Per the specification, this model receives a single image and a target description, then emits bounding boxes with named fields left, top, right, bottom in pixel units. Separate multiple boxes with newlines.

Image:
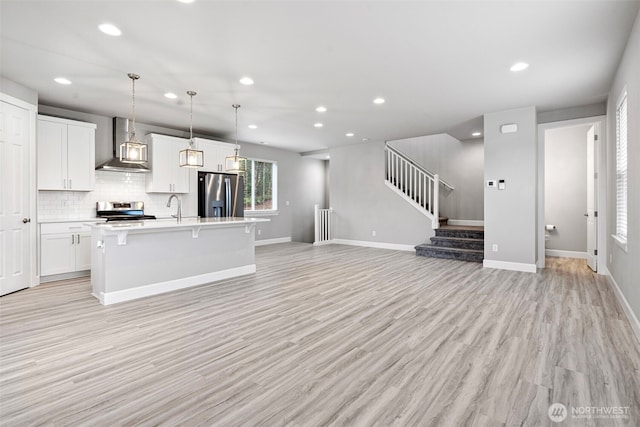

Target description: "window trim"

left=614, top=87, right=628, bottom=247
left=243, top=158, right=278, bottom=213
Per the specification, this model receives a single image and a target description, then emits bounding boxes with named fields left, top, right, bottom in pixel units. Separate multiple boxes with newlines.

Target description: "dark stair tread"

left=430, top=236, right=483, bottom=243
left=415, top=244, right=483, bottom=254
left=437, top=225, right=484, bottom=231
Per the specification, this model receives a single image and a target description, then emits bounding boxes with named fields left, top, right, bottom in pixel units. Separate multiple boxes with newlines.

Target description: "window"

left=615, top=90, right=628, bottom=244
left=244, top=159, right=277, bottom=212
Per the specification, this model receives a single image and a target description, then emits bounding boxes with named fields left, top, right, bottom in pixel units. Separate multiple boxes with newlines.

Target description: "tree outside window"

left=244, top=159, right=277, bottom=211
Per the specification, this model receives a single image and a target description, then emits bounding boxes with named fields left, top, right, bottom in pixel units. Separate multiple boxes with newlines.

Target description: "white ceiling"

left=1, top=0, right=638, bottom=152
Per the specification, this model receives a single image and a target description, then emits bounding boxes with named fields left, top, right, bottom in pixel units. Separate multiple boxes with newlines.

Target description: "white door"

left=586, top=125, right=597, bottom=272
left=0, top=100, right=31, bottom=296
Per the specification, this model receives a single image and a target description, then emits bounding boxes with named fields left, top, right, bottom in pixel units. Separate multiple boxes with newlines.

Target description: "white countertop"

left=86, top=216, right=269, bottom=232
left=39, top=218, right=107, bottom=224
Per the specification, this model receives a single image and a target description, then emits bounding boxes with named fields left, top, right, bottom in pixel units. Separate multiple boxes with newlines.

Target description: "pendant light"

left=179, top=90, right=204, bottom=168
left=119, top=73, right=148, bottom=164
left=225, top=104, right=247, bottom=173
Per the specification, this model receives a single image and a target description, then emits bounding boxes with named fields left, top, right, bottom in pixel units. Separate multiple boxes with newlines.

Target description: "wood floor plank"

left=1, top=243, right=639, bottom=426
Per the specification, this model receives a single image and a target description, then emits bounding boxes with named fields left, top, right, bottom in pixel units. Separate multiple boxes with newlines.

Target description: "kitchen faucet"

left=167, top=194, right=182, bottom=223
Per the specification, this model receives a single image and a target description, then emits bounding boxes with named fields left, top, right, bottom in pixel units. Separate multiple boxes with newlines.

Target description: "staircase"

left=415, top=223, right=484, bottom=263
left=385, top=143, right=483, bottom=263
left=384, top=144, right=454, bottom=229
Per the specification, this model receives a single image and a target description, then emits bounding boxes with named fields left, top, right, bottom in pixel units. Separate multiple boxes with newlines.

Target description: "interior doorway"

left=0, top=94, right=37, bottom=296
left=537, top=116, right=607, bottom=272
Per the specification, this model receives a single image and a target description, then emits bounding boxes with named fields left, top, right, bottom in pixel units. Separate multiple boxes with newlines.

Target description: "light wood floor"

left=1, top=243, right=639, bottom=426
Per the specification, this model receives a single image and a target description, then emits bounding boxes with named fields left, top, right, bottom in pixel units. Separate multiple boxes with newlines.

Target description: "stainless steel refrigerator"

left=198, top=172, right=244, bottom=218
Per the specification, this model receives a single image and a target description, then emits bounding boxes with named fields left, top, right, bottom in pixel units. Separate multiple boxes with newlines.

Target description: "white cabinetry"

left=194, top=138, right=236, bottom=172
left=145, top=134, right=190, bottom=193
left=40, top=222, right=93, bottom=276
left=37, top=115, right=96, bottom=191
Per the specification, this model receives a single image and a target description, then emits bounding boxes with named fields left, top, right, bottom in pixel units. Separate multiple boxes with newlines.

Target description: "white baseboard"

left=545, top=249, right=588, bottom=259
left=255, top=237, right=291, bottom=246
left=483, top=259, right=537, bottom=273
left=97, top=265, right=256, bottom=305
left=332, top=238, right=415, bottom=252
left=313, top=240, right=333, bottom=246
left=607, top=273, right=640, bottom=345
left=447, top=219, right=484, bottom=227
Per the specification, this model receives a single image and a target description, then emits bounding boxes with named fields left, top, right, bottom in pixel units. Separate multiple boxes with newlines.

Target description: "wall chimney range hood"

left=95, top=117, right=150, bottom=173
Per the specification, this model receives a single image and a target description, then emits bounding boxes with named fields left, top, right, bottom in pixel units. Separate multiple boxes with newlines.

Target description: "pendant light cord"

left=128, top=73, right=140, bottom=142
left=233, top=104, right=241, bottom=156
left=187, top=91, right=197, bottom=148
left=189, top=93, right=194, bottom=147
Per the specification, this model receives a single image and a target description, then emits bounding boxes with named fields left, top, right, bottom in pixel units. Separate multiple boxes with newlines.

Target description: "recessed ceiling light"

left=98, top=23, right=122, bottom=36
left=510, top=62, right=529, bottom=72
left=346, top=133, right=354, bottom=137
left=373, top=98, right=385, bottom=104
left=362, top=138, right=369, bottom=142
left=472, top=132, right=482, bottom=137
left=248, top=124, right=258, bottom=129
left=177, top=0, right=195, bottom=3
left=239, top=77, right=254, bottom=85
left=164, top=92, right=178, bottom=99
left=314, top=123, right=323, bottom=128
left=54, top=77, right=72, bottom=85
left=316, top=106, right=327, bottom=113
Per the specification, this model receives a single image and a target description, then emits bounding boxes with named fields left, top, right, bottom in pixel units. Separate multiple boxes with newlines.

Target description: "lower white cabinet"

left=40, top=223, right=92, bottom=276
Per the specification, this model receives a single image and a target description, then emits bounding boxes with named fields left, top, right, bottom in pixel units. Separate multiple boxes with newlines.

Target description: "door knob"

left=22, top=218, right=31, bottom=223
left=584, top=213, right=589, bottom=217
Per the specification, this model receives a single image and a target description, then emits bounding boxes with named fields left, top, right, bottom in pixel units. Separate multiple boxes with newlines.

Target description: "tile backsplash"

left=38, top=171, right=190, bottom=220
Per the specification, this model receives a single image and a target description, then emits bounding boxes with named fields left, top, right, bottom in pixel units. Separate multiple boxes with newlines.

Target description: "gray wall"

left=241, top=143, right=326, bottom=243
left=330, top=141, right=433, bottom=246
left=544, top=125, right=590, bottom=252
left=484, top=106, right=538, bottom=266
left=607, top=10, right=640, bottom=322
left=389, top=133, right=484, bottom=220
left=37, top=104, right=326, bottom=244
left=1, top=76, right=38, bottom=105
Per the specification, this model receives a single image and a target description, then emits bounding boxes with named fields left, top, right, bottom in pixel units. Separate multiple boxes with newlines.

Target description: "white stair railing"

left=314, top=204, right=333, bottom=245
left=384, top=144, right=454, bottom=229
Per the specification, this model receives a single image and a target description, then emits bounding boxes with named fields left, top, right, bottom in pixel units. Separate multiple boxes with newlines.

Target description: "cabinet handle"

left=77, top=234, right=80, bottom=243
left=72, top=234, right=75, bottom=244
left=69, top=179, right=72, bottom=189
left=63, top=179, right=66, bottom=189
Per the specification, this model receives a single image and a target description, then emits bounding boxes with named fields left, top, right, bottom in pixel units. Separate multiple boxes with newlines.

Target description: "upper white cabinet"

left=37, top=115, right=96, bottom=191
left=145, top=134, right=190, bottom=193
left=194, top=138, right=237, bottom=173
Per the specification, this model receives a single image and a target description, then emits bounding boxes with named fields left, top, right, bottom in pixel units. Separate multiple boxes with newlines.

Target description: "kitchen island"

left=87, top=217, right=269, bottom=305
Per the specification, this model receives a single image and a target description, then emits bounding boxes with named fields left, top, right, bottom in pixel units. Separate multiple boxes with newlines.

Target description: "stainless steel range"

left=96, top=201, right=156, bottom=222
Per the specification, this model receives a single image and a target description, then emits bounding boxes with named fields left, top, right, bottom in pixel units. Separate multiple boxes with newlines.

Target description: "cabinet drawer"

left=41, top=222, right=93, bottom=234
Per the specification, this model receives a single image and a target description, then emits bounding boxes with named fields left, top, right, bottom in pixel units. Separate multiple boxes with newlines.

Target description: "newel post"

left=314, top=204, right=320, bottom=243
left=433, top=174, right=440, bottom=229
